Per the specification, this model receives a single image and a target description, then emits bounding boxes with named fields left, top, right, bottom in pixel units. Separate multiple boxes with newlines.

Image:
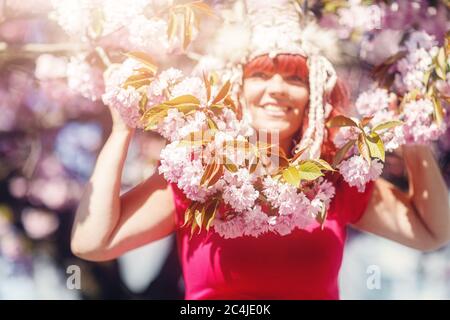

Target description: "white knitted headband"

left=201, top=0, right=340, bottom=159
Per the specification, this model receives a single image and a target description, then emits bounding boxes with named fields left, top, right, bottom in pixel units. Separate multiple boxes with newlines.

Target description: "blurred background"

left=0, top=0, right=450, bottom=299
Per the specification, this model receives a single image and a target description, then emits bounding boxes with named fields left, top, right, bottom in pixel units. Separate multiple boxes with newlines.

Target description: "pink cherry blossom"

left=338, top=155, right=383, bottom=192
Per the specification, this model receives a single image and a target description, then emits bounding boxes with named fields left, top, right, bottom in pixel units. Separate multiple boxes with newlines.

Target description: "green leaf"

left=204, top=199, right=219, bottom=231
left=209, top=104, right=224, bottom=117
left=200, top=163, right=215, bottom=186
left=315, top=202, right=328, bottom=230
left=298, top=161, right=324, bottom=181
left=178, top=128, right=215, bottom=146
left=332, top=139, right=356, bottom=167
left=409, top=88, right=421, bottom=101
left=167, top=12, right=177, bottom=41
left=182, top=205, right=193, bottom=228
left=211, top=80, right=231, bottom=104
left=291, top=146, right=308, bottom=164
left=223, top=96, right=237, bottom=113
left=174, top=104, right=200, bottom=115
left=423, top=69, right=432, bottom=88
left=203, top=72, right=211, bottom=102
left=360, top=116, right=374, bottom=128
left=326, top=115, right=358, bottom=128
left=309, top=159, right=336, bottom=172
left=133, top=67, right=155, bottom=77
left=209, top=164, right=223, bottom=187
left=194, top=205, right=205, bottom=233
left=366, top=132, right=385, bottom=162
left=181, top=130, right=214, bottom=143
left=183, top=7, right=194, bottom=50
left=90, top=8, right=104, bottom=38
left=372, top=120, right=403, bottom=132
left=167, top=103, right=199, bottom=115
left=183, top=202, right=202, bottom=229
left=190, top=211, right=199, bottom=239
left=223, top=139, right=252, bottom=151
left=123, top=74, right=152, bottom=89
left=177, top=140, right=205, bottom=147
left=165, top=95, right=200, bottom=106
left=139, top=94, right=148, bottom=113
left=190, top=1, right=216, bottom=17
left=143, top=109, right=168, bottom=130
left=358, top=134, right=371, bottom=163
left=207, top=118, right=218, bottom=130
left=437, top=47, right=447, bottom=72
left=432, top=96, right=444, bottom=126
left=323, top=0, right=347, bottom=13
left=436, top=65, right=447, bottom=81
left=248, top=156, right=259, bottom=174
left=200, top=163, right=223, bottom=187
left=282, top=166, right=301, bottom=187
left=142, top=104, right=168, bottom=117
left=124, top=52, right=157, bottom=74
left=223, top=158, right=238, bottom=172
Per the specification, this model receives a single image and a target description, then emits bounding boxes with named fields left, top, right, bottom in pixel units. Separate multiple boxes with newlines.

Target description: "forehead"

left=243, top=54, right=309, bottom=78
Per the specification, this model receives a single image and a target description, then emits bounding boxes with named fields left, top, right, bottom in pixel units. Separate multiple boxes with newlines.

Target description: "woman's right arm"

left=71, top=107, right=176, bottom=261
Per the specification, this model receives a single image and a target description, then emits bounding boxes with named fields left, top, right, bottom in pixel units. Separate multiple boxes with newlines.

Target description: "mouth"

left=258, top=103, right=294, bottom=117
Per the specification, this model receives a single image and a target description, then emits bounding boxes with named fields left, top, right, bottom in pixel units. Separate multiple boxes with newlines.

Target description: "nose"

left=266, top=74, right=288, bottom=99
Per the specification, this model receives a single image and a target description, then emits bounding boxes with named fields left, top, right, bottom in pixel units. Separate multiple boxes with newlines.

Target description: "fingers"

left=107, top=106, right=134, bottom=133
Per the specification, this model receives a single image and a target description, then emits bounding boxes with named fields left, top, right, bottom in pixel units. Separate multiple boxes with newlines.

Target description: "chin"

left=252, top=119, right=298, bottom=140
left=249, top=105, right=301, bottom=132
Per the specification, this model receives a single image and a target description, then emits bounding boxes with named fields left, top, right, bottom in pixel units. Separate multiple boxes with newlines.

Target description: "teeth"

left=262, top=105, right=291, bottom=112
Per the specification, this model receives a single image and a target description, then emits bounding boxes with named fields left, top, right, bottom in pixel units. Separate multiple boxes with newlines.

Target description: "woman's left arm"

left=352, top=145, right=450, bottom=252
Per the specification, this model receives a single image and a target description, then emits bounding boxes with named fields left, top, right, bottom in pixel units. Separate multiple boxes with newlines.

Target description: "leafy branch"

left=327, top=115, right=403, bottom=166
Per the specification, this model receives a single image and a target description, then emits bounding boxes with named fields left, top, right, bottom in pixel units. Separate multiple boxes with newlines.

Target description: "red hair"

left=243, top=54, right=350, bottom=164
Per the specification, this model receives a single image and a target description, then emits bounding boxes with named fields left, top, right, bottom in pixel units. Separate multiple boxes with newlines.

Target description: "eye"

left=286, top=75, right=306, bottom=83
left=250, top=72, right=270, bottom=79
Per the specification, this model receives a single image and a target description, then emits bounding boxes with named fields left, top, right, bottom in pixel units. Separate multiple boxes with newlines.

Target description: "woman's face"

left=242, top=60, right=309, bottom=142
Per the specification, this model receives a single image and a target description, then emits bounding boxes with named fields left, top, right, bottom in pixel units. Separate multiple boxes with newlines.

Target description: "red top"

left=170, top=177, right=375, bottom=300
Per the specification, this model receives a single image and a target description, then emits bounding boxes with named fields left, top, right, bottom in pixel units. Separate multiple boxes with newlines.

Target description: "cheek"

left=286, top=87, right=309, bottom=127
left=242, top=80, right=264, bottom=104
left=289, top=86, right=309, bottom=110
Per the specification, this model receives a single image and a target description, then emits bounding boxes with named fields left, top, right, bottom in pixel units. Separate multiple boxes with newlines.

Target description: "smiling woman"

left=242, top=54, right=348, bottom=161
left=243, top=54, right=310, bottom=144
left=70, top=0, right=450, bottom=300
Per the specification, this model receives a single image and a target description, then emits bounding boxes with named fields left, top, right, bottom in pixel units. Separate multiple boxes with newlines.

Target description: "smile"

left=259, top=104, right=293, bottom=117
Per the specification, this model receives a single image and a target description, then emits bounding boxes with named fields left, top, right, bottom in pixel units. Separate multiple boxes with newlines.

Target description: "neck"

left=279, top=138, right=294, bottom=157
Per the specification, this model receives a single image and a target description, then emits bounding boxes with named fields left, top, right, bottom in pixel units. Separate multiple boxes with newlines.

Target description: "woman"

left=70, top=1, right=450, bottom=299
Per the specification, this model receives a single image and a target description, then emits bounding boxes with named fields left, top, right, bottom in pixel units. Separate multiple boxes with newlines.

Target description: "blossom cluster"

left=332, top=82, right=448, bottom=191
left=401, top=98, right=446, bottom=144
left=50, top=0, right=165, bottom=45
left=42, top=1, right=449, bottom=239
left=393, top=31, right=439, bottom=95
left=354, top=88, right=405, bottom=150
left=101, top=58, right=145, bottom=127
left=336, top=0, right=384, bottom=38
left=333, top=83, right=446, bottom=190
left=45, top=0, right=212, bottom=102
left=102, top=56, right=337, bottom=238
